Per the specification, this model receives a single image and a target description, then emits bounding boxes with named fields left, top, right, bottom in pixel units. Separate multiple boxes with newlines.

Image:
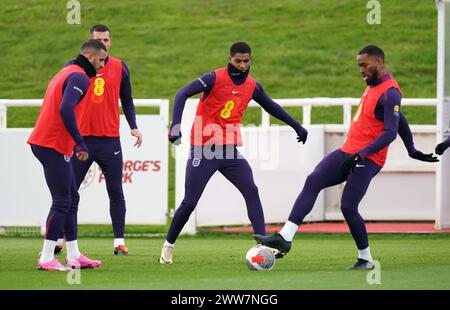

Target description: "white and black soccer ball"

left=245, top=244, right=275, bottom=271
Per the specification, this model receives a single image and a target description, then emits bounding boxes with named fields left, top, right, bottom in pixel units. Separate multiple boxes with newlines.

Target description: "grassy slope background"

left=0, top=1, right=437, bottom=116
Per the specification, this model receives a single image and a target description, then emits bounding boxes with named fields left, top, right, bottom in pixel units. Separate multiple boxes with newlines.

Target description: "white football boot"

left=159, top=245, right=173, bottom=264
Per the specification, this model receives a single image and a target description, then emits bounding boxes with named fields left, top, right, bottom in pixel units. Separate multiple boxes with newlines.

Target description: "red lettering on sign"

left=123, top=172, right=133, bottom=183
left=119, top=160, right=161, bottom=173
left=142, top=160, right=150, bottom=172
left=133, top=161, right=142, bottom=171
left=153, top=161, right=161, bottom=172
left=123, top=161, right=133, bottom=171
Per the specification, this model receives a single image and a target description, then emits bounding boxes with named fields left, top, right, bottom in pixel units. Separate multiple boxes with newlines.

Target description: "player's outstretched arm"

left=252, top=82, right=308, bottom=144
left=398, top=112, right=438, bottom=162
left=169, top=72, right=215, bottom=145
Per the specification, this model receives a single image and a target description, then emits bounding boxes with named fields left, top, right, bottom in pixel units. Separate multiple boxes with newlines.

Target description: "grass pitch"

left=1, top=233, right=449, bottom=290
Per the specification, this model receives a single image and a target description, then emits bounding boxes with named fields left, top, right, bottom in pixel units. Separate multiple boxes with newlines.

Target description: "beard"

left=362, top=71, right=378, bottom=85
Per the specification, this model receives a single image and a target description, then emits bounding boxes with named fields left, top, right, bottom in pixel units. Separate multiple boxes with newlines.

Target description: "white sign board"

left=0, top=115, right=168, bottom=226
left=0, top=129, right=50, bottom=226
left=77, top=115, right=167, bottom=224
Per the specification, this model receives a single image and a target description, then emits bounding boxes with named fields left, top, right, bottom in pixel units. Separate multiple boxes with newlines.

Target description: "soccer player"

left=254, top=45, right=438, bottom=270
left=159, top=41, right=308, bottom=264
left=56, top=24, right=143, bottom=256
left=28, top=39, right=106, bottom=271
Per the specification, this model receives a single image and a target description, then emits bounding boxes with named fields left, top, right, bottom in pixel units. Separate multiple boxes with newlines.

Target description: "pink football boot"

left=38, top=259, right=71, bottom=271
left=66, top=255, right=102, bottom=269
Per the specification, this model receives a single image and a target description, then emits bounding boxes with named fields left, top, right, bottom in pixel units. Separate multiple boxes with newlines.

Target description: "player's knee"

left=304, top=173, right=322, bottom=190
left=51, top=197, right=71, bottom=212
left=180, top=200, right=196, bottom=210
left=341, top=203, right=358, bottom=215
left=71, top=192, right=80, bottom=205
left=52, top=194, right=71, bottom=204
left=107, top=185, right=125, bottom=201
left=243, top=184, right=259, bottom=198
left=176, top=200, right=196, bottom=213
left=181, top=187, right=202, bottom=207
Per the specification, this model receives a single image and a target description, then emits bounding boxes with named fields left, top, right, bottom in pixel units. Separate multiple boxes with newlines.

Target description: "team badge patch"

left=393, top=104, right=400, bottom=117
left=192, top=158, right=201, bottom=167
left=64, top=155, right=71, bottom=162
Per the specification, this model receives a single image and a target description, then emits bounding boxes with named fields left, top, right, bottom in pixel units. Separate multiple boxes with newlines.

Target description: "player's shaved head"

left=359, top=45, right=384, bottom=62
left=230, top=42, right=251, bottom=56
left=79, top=39, right=108, bottom=72
left=80, top=39, right=107, bottom=55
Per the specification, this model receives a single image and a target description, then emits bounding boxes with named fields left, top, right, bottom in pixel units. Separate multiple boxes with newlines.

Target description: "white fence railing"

left=1, top=97, right=436, bottom=129
left=0, top=99, right=170, bottom=129
left=247, top=98, right=437, bottom=128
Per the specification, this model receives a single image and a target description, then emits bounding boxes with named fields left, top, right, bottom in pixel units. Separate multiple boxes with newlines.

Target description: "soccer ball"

left=245, top=244, right=275, bottom=271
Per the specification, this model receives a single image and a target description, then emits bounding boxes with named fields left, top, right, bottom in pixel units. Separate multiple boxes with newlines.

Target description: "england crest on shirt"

left=192, top=158, right=201, bottom=167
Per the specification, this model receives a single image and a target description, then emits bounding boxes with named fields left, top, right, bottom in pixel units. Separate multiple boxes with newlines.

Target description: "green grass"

left=76, top=224, right=171, bottom=236
left=1, top=233, right=449, bottom=289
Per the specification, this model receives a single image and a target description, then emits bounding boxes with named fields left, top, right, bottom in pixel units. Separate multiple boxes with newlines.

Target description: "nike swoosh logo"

left=356, top=164, right=365, bottom=168
left=114, top=151, right=121, bottom=155
left=232, top=90, right=239, bottom=94
left=96, top=73, right=104, bottom=77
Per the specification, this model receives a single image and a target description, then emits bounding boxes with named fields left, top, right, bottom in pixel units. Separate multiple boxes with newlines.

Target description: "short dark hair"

left=230, top=41, right=251, bottom=56
left=358, top=45, right=384, bottom=61
left=90, top=24, right=111, bottom=36
left=80, top=39, right=107, bottom=53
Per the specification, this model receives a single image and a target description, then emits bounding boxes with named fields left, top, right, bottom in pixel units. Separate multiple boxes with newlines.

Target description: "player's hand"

left=75, top=142, right=89, bottom=161
left=168, top=123, right=182, bottom=145
left=435, top=141, right=450, bottom=155
left=131, top=129, right=143, bottom=148
left=409, top=150, right=439, bottom=162
left=76, top=151, right=89, bottom=161
left=296, top=126, right=308, bottom=144
left=340, top=153, right=361, bottom=175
